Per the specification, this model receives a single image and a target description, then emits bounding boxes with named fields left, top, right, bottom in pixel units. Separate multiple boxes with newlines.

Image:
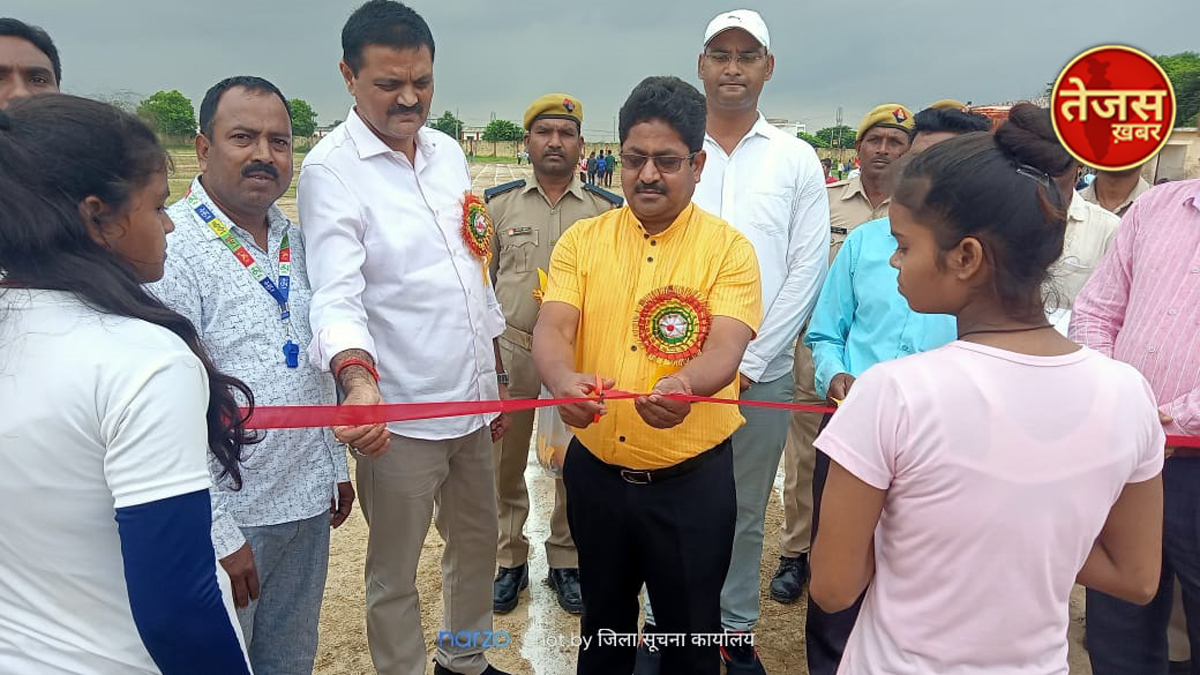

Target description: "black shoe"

left=720, top=632, right=767, bottom=675
left=492, top=563, right=528, bottom=614
left=769, top=554, right=808, bottom=604
left=433, top=662, right=512, bottom=675
left=634, top=623, right=661, bottom=675
left=546, top=567, right=583, bottom=614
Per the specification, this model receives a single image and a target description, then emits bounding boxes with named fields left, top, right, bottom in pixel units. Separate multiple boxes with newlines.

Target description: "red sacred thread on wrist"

left=335, top=357, right=379, bottom=383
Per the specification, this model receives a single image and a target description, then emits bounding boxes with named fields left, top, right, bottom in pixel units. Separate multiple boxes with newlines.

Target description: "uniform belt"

left=580, top=437, right=731, bottom=485
left=501, top=325, right=533, bottom=351
left=830, top=226, right=848, bottom=235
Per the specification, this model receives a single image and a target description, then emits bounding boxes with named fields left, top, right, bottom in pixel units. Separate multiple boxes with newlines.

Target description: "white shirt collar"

left=344, top=106, right=437, bottom=163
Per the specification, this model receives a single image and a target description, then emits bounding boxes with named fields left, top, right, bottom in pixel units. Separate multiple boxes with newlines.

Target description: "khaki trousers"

left=779, top=339, right=821, bottom=558
left=357, top=428, right=497, bottom=675
left=494, top=337, right=576, bottom=569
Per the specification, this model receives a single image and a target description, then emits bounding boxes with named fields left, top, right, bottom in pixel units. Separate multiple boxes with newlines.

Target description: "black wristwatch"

left=496, top=371, right=510, bottom=386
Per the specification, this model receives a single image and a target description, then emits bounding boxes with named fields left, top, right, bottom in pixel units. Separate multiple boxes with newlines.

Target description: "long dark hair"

left=893, top=105, right=1071, bottom=319
left=0, top=94, right=253, bottom=488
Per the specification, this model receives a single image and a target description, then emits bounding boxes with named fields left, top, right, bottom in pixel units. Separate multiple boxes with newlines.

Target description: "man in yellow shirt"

left=533, top=75, right=762, bottom=675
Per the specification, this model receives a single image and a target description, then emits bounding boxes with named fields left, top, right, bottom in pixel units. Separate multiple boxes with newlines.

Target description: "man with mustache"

left=298, top=2, right=512, bottom=674
left=485, top=93, right=622, bottom=617
left=148, top=76, right=352, bottom=675
left=534, top=75, right=762, bottom=675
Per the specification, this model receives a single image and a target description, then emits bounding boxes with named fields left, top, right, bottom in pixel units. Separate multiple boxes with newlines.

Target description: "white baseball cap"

left=703, top=9, right=770, bottom=52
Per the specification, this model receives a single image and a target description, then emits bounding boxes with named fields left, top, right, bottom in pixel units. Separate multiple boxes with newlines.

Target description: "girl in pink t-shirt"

left=809, top=106, right=1165, bottom=675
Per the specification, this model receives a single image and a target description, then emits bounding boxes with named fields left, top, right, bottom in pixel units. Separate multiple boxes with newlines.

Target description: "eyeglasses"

left=619, top=152, right=697, bottom=174
left=703, top=51, right=766, bottom=66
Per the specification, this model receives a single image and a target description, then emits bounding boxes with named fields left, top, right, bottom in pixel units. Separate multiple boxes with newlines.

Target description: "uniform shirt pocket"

left=498, top=226, right=541, bottom=274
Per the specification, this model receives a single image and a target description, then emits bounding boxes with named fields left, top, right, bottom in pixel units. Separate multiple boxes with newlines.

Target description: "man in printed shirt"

left=1071, top=179, right=1200, bottom=675
left=534, top=76, right=762, bottom=675
left=149, top=76, right=352, bottom=675
left=297, top=3, right=511, bottom=675
left=637, top=10, right=828, bottom=675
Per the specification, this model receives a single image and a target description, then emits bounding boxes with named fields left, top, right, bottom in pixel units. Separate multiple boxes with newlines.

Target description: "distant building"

left=766, top=117, right=807, bottom=137
left=461, top=125, right=485, bottom=142
left=314, top=123, right=341, bottom=139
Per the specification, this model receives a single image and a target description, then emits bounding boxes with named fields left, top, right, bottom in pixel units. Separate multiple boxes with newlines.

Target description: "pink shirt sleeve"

left=1068, top=202, right=1141, bottom=357
left=813, top=365, right=909, bottom=490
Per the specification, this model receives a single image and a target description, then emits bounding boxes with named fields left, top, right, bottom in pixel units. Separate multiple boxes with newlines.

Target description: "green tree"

left=288, top=97, right=318, bottom=137
left=797, top=131, right=828, bottom=148
left=815, top=125, right=856, bottom=149
left=481, top=119, right=524, bottom=155
left=431, top=111, right=463, bottom=139
left=1156, top=51, right=1200, bottom=127
left=136, top=90, right=196, bottom=137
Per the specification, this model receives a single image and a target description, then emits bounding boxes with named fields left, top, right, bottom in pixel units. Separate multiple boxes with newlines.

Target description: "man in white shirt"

left=640, top=10, right=830, bottom=675
left=297, top=3, right=511, bottom=675
left=149, top=76, right=351, bottom=675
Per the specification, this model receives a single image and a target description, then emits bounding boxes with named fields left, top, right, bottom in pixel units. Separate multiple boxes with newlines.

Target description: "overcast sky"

left=9, top=0, right=1196, bottom=139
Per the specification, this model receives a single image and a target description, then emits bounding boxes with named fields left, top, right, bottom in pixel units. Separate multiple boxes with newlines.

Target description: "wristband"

left=335, top=357, right=379, bottom=384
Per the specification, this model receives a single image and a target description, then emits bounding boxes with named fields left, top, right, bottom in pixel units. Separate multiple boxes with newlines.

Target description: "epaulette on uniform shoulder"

left=583, top=183, right=624, bottom=207
left=484, top=179, right=526, bottom=203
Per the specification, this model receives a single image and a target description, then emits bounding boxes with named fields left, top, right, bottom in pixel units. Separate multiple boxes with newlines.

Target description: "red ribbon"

left=240, top=394, right=1199, bottom=449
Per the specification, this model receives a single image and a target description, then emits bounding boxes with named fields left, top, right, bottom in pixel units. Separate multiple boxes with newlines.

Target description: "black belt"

left=830, top=226, right=848, bottom=235
left=580, top=438, right=731, bottom=485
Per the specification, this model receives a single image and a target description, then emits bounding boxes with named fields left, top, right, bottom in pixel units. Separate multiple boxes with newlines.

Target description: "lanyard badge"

left=188, top=191, right=299, bottom=368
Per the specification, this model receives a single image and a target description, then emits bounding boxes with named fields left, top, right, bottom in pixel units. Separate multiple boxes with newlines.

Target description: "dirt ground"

left=312, top=447, right=1096, bottom=675
left=161, top=155, right=1099, bottom=674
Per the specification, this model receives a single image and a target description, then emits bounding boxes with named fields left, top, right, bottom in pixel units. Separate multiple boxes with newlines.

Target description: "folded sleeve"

left=297, top=163, right=378, bottom=370
left=806, top=231, right=859, bottom=398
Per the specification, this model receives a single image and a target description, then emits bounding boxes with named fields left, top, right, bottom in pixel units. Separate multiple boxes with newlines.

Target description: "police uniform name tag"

left=506, top=226, right=534, bottom=236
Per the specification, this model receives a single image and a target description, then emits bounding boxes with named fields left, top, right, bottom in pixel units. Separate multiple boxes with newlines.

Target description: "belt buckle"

left=620, top=469, right=652, bottom=485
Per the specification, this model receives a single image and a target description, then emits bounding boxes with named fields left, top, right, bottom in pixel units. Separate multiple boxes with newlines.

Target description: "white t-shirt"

left=0, top=289, right=245, bottom=674
left=816, top=341, right=1164, bottom=675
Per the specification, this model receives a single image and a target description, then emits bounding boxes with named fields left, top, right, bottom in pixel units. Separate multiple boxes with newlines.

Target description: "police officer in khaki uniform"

left=487, top=93, right=623, bottom=616
left=772, top=103, right=914, bottom=610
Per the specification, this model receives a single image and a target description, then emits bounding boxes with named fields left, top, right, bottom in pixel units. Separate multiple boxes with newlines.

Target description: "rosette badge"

left=461, top=192, right=494, bottom=284
left=634, top=286, right=712, bottom=365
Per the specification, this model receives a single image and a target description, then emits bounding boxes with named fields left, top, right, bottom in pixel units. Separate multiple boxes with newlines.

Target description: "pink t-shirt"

left=816, top=341, right=1164, bottom=675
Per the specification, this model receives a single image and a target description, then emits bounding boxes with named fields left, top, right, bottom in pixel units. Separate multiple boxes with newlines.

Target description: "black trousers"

left=806, top=414, right=866, bottom=675
left=1087, top=457, right=1200, bottom=674
left=563, top=437, right=736, bottom=675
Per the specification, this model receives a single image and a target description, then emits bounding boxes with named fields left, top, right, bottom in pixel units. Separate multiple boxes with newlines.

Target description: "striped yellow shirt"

left=544, top=203, right=762, bottom=469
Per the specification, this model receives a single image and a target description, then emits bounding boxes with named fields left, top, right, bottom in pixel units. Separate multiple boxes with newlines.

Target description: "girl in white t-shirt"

left=809, top=105, right=1165, bottom=675
left=0, top=95, right=254, bottom=674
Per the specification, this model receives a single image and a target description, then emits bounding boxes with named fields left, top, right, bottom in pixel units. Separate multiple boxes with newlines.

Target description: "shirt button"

left=901, top=345, right=911, bottom=352
left=1169, top=309, right=1178, bottom=315
left=650, top=240, right=657, bottom=246
left=644, top=233, right=650, bottom=240
left=1192, top=267, right=1200, bottom=274
left=630, top=345, right=638, bottom=351
left=1148, top=346, right=1157, bottom=353
left=647, top=257, right=654, bottom=263
left=619, top=436, right=626, bottom=442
